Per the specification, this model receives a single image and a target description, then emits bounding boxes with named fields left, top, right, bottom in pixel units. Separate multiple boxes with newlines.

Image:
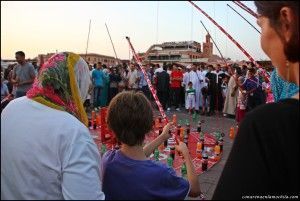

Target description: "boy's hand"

left=175, top=142, right=189, bottom=158
left=161, top=122, right=172, bottom=141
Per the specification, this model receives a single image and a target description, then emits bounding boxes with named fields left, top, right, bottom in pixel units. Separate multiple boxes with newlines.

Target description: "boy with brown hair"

left=102, top=91, right=201, bottom=199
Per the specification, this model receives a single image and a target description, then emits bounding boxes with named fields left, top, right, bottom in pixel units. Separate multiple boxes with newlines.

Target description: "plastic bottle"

left=168, top=138, right=176, bottom=160
left=186, top=119, right=190, bottom=135
left=197, top=121, right=202, bottom=133
left=164, top=130, right=170, bottom=147
left=172, top=114, right=177, bottom=125
left=219, top=137, right=224, bottom=152
left=167, top=155, right=173, bottom=167
left=200, top=132, right=205, bottom=151
left=196, top=142, right=202, bottom=159
left=181, top=163, right=187, bottom=178
left=154, top=148, right=159, bottom=161
left=229, top=126, right=235, bottom=139
left=180, top=127, right=185, bottom=141
left=183, top=132, right=188, bottom=147
left=214, top=144, right=221, bottom=161
left=202, top=152, right=208, bottom=171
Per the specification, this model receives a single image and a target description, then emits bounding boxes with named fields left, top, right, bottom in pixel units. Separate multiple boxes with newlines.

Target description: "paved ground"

left=156, top=109, right=236, bottom=200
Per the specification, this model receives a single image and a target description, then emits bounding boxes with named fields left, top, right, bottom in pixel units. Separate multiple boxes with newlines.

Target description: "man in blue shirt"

left=92, top=62, right=107, bottom=108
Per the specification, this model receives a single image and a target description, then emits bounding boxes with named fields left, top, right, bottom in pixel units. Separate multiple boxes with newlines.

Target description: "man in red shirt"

left=170, top=64, right=183, bottom=111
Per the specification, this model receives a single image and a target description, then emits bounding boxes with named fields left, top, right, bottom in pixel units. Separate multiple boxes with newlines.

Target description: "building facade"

left=137, top=34, right=215, bottom=65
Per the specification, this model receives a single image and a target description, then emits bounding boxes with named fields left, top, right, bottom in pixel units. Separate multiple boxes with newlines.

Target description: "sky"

left=1, top=1, right=269, bottom=61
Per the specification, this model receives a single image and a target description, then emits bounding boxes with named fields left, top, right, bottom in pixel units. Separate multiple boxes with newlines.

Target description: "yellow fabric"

left=67, top=53, right=88, bottom=126
left=33, top=97, right=64, bottom=111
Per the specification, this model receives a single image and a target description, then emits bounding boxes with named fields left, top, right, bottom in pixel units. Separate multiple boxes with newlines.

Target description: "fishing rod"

left=227, top=4, right=261, bottom=34
left=105, top=23, right=119, bottom=64
left=126, top=36, right=168, bottom=122
left=188, top=1, right=261, bottom=69
left=232, top=1, right=258, bottom=18
left=85, top=19, right=91, bottom=61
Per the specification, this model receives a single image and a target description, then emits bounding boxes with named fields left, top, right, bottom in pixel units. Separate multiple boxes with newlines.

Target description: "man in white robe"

left=187, top=64, right=202, bottom=111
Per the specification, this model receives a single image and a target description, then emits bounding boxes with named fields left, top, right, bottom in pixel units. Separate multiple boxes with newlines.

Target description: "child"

left=102, top=91, right=201, bottom=200
left=236, top=76, right=247, bottom=124
left=186, top=81, right=196, bottom=114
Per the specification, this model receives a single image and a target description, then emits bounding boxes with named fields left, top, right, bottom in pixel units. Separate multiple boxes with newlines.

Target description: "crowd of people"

left=83, top=60, right=276, bottom=126
left=0, top=53, right=292, bottom=126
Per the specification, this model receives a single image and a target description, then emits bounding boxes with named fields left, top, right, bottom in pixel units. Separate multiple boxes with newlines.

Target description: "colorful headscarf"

left=27, top=52, right=91, bottom=126
left=270, top=68, right=299, bottom=102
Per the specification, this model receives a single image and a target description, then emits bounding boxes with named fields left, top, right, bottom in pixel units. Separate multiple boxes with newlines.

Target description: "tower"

left=202, top=34, right=213, bottom=58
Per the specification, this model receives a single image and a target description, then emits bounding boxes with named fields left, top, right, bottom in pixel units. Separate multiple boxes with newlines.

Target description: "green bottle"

left=192, top=112, right=196, bottom=121
left=215, top=131, right=221, bottom=141
left=101, top=144, right=107, bottom=155
left=154, top=148, right=159, bottom=161
left=199, top=131, right=204, bottom=140
left=167, top=155, right=173, bottom=167
left=181, top=163, right=187, bottom=178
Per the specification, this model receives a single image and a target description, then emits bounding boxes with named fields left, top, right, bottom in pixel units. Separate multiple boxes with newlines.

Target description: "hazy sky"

left=1, top=1, right=269, bottom=61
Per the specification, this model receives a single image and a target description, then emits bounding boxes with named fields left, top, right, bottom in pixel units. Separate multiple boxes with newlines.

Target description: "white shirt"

left=182, top=71, right=191, bottom=88
left=128, top=69, right=139, bottom=89
left=1, top=97, right=105, bottom=200
left=188, top=71, right=199, bottom=90
left=154, top=67, right=163, bottom=76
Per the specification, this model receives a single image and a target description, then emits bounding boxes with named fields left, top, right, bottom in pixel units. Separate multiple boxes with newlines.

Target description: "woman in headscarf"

left=213, top=1, right=299, bottom=199
left=1, top=52, right=105, bottom=200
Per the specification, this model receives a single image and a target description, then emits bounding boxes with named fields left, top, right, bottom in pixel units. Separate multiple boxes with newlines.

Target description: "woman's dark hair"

left=107, top=91, right=153, bottom=146
left=255, top=1, right=299, bottom=62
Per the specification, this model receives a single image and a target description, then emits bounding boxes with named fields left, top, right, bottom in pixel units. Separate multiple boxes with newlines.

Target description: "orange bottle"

left=229, top=126, right=235, bottom=139
left=196, top=142, right=202, bottom=159
left=180, top=127, right=184, bottom=141
left=172, top=114, right=177, bottom=125
left=95, top=114, right=100, bottom=126
left=214, top=144, right=221, bottom=161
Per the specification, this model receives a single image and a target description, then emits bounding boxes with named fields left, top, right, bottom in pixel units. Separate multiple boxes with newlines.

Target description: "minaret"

left=202, top=34, right=213, bottom=58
